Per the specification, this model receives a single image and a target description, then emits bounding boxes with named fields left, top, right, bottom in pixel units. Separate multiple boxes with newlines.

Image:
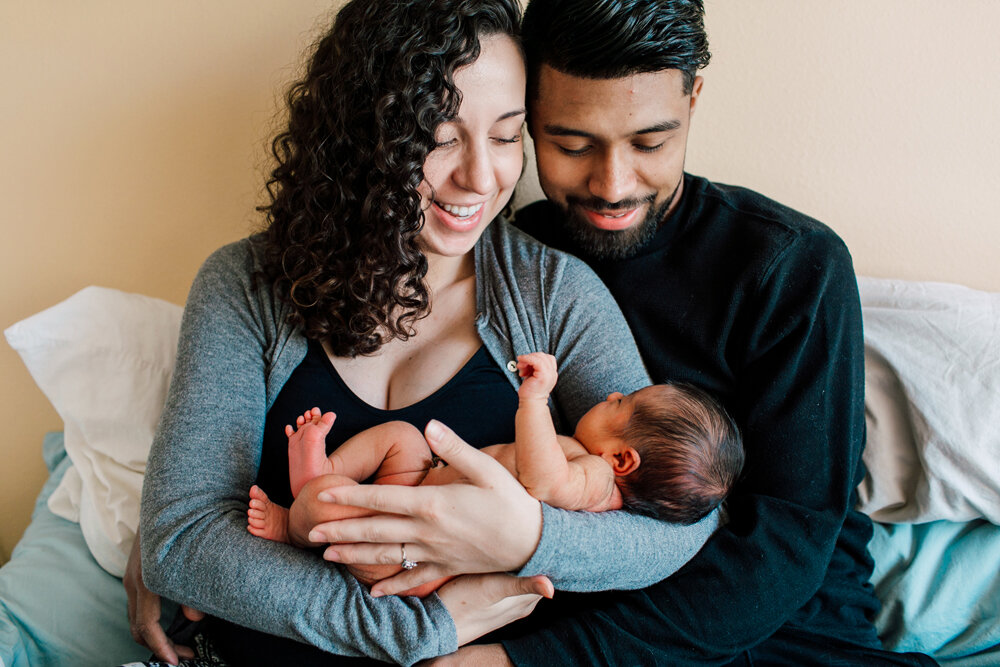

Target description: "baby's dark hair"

left=618, top=383, right=743, bottom=524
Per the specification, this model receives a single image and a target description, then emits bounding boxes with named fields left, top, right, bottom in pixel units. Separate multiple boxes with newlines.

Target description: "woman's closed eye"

left=493, top=134, right=522, bottom=145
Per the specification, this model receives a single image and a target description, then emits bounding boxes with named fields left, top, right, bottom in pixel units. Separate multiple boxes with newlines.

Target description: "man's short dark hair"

left=521, top=0, right=711, bottom=97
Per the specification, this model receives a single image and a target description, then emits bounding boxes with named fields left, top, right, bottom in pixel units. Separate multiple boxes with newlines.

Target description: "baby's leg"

left=287, top=408, right=337, bottom=498
left=364, top=421, right=434, bottom=486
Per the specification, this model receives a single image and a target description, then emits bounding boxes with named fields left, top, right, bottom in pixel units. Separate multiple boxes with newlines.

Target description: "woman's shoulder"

left=481, top=217, right=602, bottom=292
left=196, top=235, right=262, bottom=280
left=187, top=235, right=287, bottom=320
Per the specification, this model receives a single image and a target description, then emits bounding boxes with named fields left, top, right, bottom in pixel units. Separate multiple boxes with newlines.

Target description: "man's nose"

left=588, top=149, right=636, bottom=204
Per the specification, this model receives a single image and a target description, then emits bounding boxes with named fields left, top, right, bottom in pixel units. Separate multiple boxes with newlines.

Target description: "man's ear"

left=689, top=75, right=704, bottom=115
left=608, top=447, right=641, bottom=476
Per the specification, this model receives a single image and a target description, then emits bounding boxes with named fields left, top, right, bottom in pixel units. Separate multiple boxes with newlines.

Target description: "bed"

left=2, top=279, right=999, bottom=667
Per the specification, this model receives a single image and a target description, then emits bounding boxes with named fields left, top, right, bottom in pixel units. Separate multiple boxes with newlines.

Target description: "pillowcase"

left=857, top=276, right=1000, bottom=524
left=4, top=286, right=182, bottom=576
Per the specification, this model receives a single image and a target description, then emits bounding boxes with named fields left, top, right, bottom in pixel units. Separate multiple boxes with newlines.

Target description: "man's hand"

left=516, top=352, right=558, bottom=401
left=124, top=530, right=204, bottom=663
left=438, top=573, right=553, bottom=646
left=421, top=644, right=514, bottom=666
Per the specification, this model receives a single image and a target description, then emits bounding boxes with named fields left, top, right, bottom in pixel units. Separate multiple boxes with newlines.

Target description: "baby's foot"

left=286, top=408, right=336, bottom=498
left=247, top=484, right=290, bottom=544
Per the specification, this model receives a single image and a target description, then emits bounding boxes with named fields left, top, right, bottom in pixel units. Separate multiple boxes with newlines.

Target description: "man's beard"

left=557, top=183, right=679, bottom=261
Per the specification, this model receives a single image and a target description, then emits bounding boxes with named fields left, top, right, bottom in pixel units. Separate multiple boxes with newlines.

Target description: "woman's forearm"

left=518, top=504, right=719, bottom=591
left=141, top=242, right=457, bottom=664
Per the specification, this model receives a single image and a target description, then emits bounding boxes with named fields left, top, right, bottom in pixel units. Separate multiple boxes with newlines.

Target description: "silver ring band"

left=400, top=544, right=418, bottom=570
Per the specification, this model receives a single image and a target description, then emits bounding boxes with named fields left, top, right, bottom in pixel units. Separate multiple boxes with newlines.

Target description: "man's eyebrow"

left=635, top=120, right=681, bottom=134
left=541, top=124, right=594, bottom=138
left=542, top=120, right=681, bottom=137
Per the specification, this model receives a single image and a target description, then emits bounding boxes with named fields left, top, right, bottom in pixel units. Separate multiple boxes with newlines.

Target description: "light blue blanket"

left=2, top=432, right=998, bottom=666
left=0, top=433, right=169, bottom=667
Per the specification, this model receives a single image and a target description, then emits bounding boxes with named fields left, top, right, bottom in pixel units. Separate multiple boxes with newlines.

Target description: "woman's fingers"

left=181, top=605, right=206, bottom=622
left=369, top=563, right=451, bottom=598
left=423, top=420, right=511, bottom=487
left=124, top=533, right=196, bottom=662
left=316, top=479, right=426, bottom=514
left=308, top=419, right=543, bottom=575
left=321, top=532, right=420, bottom=565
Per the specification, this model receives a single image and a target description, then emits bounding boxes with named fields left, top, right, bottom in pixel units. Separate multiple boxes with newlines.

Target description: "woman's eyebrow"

left=497, top=108, right=527, bottom=122
left=451, top=108, right=526, bottom=126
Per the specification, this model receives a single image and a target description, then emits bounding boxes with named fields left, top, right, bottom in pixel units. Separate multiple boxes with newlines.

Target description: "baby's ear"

left=608, top=447, right=640, bottom=476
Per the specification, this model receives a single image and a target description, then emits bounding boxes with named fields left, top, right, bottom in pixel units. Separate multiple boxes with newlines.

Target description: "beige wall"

left=2, top=1, right=998, bottom=562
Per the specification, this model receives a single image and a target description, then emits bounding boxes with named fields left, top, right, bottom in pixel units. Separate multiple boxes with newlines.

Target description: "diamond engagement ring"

left=400, top=544, right=418, bottom=570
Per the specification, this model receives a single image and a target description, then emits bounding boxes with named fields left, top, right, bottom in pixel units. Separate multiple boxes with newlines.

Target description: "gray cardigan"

left=141, top=218, right=718, bottom=665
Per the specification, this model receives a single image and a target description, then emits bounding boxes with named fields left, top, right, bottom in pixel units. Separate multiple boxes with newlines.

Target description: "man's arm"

left=502, top=231, right=867, bottom=664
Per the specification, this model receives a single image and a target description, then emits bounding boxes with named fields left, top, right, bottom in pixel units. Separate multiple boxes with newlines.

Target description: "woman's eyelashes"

left=434, top=134, right=521, bottom=149
left=493, top=134, right=522, bottom=145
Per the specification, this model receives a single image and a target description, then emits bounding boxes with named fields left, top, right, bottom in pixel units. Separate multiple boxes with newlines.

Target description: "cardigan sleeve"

left=503, top=230, right=867, bottom=664
left=140, top=242, right=455, bottom=666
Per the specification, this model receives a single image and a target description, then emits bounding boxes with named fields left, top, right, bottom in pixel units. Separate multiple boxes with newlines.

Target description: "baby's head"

left=574, top=383, right=744, bottom=524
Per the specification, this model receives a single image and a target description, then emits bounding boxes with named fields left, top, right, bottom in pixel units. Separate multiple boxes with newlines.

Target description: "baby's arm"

left=515, top=353, right=613, bottom=511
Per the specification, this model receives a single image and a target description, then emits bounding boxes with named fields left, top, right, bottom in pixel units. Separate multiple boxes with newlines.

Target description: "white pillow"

left=858, top=276, right=1000, bottom=524
left=4, top=286, right=182, bottom=576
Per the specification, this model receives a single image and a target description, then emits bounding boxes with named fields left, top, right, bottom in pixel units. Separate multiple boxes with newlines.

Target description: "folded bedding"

left=2, top=280, right=999, bottom=666
left=871, top=519, right=1000, bottom=665
left=0, top=433, right=157, bottom=667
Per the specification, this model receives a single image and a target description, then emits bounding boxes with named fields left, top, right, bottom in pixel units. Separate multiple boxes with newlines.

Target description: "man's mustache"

left=566, top=194, right=656, bottom=211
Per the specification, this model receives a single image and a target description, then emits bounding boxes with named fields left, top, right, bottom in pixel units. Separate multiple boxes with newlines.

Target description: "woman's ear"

left=610, top=447, right=640, bottom=476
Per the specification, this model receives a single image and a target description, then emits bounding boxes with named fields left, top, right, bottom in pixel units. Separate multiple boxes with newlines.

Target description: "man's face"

left=529, top=66, right=702, bottom=260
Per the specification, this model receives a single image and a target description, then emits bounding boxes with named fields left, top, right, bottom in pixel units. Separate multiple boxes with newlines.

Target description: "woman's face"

left=417, top=33, right=526, bottom=260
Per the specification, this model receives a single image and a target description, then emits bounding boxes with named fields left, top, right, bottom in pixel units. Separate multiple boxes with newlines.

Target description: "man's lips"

left=580, top=205, right=644, bottom=231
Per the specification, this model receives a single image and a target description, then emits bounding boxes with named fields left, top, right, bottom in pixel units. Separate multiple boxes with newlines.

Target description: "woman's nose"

left=607, top=392, right=624, bottom=402
left=454, top=142, right=497, bottom=195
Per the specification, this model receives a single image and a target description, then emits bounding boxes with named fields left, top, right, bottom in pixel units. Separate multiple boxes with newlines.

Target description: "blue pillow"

left=871, top=519, right=1000, bottom=665
left=0, top=433, right=167, bottom=667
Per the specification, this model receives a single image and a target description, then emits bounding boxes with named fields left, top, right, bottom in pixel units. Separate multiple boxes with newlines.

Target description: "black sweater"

left=502, top=174, right=878, bottom=664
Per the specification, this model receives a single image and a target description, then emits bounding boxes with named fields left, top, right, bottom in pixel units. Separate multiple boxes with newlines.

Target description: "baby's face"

left=573, top=389, right=641, bottom=455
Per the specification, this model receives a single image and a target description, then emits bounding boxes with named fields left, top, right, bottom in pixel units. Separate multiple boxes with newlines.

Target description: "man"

left=494, top=0, right=938, bottom=664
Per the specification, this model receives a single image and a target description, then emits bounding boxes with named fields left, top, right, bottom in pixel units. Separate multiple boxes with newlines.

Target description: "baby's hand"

left=517, top=352, right=558, bottom=400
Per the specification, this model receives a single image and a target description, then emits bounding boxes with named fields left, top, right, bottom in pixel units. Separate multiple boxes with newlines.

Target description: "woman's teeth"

left=439, top=202, right=483, bottom=219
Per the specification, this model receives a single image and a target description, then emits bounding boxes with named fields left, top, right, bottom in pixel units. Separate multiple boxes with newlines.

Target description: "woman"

left=129, top=0, right=716, bottom=664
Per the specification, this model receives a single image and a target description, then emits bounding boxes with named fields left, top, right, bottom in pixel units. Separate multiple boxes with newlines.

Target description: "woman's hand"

left=124, top=529, right=204, bottom=663
left=305, top=419, right=544, bottom=596
left=438, top=573, right=553, bottom=646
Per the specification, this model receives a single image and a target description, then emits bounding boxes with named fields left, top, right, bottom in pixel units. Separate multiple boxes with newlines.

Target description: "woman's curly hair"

left=255, top=0, right=521, bottom=357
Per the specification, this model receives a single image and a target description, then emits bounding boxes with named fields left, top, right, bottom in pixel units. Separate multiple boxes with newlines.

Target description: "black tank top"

left=211, top=339, right=518, bottom=665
